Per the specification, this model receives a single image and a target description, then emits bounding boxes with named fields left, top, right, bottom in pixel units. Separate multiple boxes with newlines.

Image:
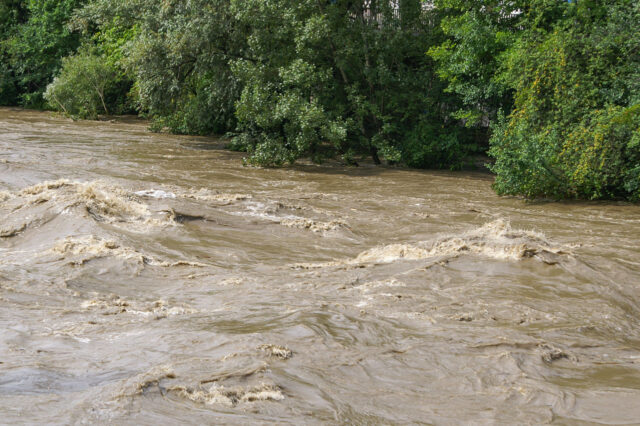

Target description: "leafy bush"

left=4, top=0, right=640, bottom=200
left=231, top=0, right=475, bottom=167
left=559, top=105, right=640, bottom=200
left=2, top=0, right=85, bottom=107
left=111, top=0, right=243, bottom=135
left=44, top=48, right=117, bottom=119
left=489, top=0, right=640, bottom=200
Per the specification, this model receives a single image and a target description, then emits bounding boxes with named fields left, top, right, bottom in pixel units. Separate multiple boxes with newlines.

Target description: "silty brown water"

left=1, top=107, right=639, bottom=424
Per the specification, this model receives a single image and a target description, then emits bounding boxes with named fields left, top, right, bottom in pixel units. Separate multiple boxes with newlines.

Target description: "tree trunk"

left=370, top=144, right=381, bottom=165
left=98, top=88, right=109, bottom=115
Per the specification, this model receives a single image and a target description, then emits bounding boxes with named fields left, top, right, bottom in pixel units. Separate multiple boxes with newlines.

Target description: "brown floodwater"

left=1, top=107, right=639, bottom=424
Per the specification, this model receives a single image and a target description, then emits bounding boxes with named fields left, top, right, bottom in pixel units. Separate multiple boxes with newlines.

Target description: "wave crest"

left=357, top=220, right=567, bottom=264
left=0, top=180, right=175, bottom=236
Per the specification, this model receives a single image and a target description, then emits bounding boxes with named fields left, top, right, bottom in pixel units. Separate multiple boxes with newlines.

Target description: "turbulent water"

left=1, top=108, right=640, bottom=424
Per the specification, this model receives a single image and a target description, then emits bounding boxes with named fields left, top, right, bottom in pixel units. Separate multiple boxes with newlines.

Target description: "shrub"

left=489, top=1, right=640, bottom=200
left=44, top=48, right=117, bottom=119
left=559, top=105, right=640, bottom=200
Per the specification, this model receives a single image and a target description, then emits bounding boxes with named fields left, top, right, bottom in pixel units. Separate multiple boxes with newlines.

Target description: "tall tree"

left=3, top=0, right=85, bottom=107
left=75, top=0, right=247, bottom=134
left=489, top=0, right=640, bottom=200
left=231, top=0, right=474, bottom=167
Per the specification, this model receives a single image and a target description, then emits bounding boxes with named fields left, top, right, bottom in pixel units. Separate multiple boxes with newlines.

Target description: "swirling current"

left=1, top=108, right=640, bottom=424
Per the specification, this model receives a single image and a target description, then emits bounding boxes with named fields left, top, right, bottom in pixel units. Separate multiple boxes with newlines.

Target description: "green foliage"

left=76, top=0, right=245, bottom=135
left=0, top=1, right=26, bottom=104
left=44, top=47, right=118, bottom=118
left=489, top=0, right=640, bottom=200
left=228, top=0, right=351, bottom=165
left=2, top=0, right=639, bottom=201
left=428, top=0, right=525, bottom=128
left=559, top=105, right=640, bottom=200
left=1, top=0, right=85, bottom=107
left=231, top=0, right=474, bottom=167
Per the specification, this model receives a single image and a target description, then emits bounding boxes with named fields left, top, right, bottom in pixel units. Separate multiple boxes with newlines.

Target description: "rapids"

left=1, top=108, right=640, bottom=424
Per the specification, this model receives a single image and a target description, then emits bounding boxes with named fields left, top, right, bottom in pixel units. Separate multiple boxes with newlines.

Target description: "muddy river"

left=1, top=108, right=640, bottom=424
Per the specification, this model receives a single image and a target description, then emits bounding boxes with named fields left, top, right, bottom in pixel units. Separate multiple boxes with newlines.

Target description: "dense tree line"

left=0, top=0, right=638, bottom=200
